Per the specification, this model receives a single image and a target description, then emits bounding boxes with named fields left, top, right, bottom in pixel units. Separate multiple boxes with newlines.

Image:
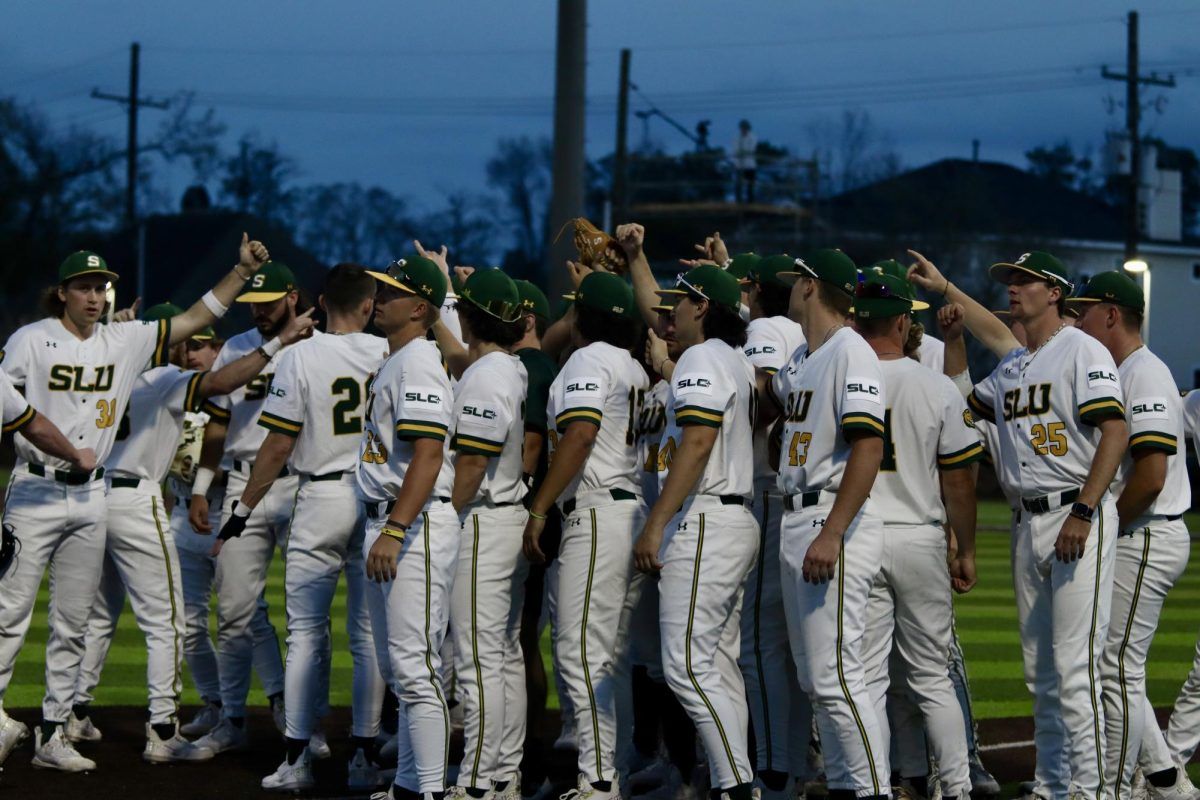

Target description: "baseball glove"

left=556, top=218, right=629, bottom=275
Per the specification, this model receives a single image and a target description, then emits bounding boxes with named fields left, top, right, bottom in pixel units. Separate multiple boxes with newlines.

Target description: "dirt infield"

left=0, top=706, right=1190, bottom=798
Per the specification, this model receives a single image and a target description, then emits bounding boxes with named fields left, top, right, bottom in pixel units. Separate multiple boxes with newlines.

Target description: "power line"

left=5, top=48, right=125, bottom=90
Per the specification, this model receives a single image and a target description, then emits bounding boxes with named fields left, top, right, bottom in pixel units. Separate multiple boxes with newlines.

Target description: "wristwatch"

left=1068, top=502, right=1094, bottom=522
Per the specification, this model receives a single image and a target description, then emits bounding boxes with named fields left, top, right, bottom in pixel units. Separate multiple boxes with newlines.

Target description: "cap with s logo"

left=988, top=251, right=1074, bottom=293
left=235, top=261, right=297, bottom=303
left=59, top=251, right=119, bottom=283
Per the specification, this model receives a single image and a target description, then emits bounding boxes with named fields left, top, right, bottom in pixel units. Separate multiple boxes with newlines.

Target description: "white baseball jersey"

left=637, top=379, right=669, bottom=506
left=1183, top=390, right=1200, bottom=455
left=107, top=366, right=207, bottom=482
left=1112, top=346, right=1190, bottom=523
left=871, top=358, right=983, bottom=526
left=257, top=331, right=388, bottom=475
left=744, top=315, right=806, bottom=489
left=657, top=338, right=756, bottom=498
left=770, top=326, right=886, bottom=496
left=356, top=337, right=454, bottom=504
left=967, top=326, right=1125, bottom=499
left=1, top=317, right=170, bottom=470
left=546, top=341, right=648, bottom=503
left=166, top=410, right=208, bottom=501
left=200, top=328, right=286, bottom=470
left=0, top=369, right=34, bottom=435
left=451, top=350, right=529, bottom=506
left=917, top=333, right=945, bottom=373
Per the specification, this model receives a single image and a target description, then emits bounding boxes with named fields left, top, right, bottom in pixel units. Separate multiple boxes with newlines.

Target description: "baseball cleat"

left=308, top=728, right=331, bottom=760
left=64, top=714, right=102, bottom=743
left=180, top=702, right=221, bottom=737
left=445, top=786, right=473, bottom=800
left=493, top=770, right=523, bottom=800
left=559, top=774, right=622, bottom=800
left=31, top=726, right=96, bottom=772
left=347, top=747, right=383, bottom=790
left=1132, top=768, right=1150, bottom=800
left=262, top=749, right=314, bottom=792
left=143, top=723, right=215, bottom=763
left=193, top=717, right=249, bottom=754
left=1146, top=764, right=1200, bottom=800
left=0, top=713, right=29, bottom=766
left=1016, top=782, right=1051, bottom=800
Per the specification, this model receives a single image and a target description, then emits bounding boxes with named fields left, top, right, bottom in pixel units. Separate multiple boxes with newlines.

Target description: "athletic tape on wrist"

left=201, top=290, right=229, bottom=319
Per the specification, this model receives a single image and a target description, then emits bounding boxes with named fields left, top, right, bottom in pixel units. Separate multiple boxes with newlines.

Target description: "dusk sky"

left=6, top=1, right=1199, bottom=218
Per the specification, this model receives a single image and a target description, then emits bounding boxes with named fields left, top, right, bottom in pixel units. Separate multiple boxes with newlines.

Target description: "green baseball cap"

left=575, top=272, right=634, bottom=316
left=777, top=249, right=858, bottom=296
left=853, top=273, right=914, bottom=319
left=459, top=268, right=522, bottom=322
left=989, top=251, right=1074, bottom=293
left=657, top=264, right=742, bottom=312
left=143, top=302, right=214, bottom=342
left=744, top=254, right=799, bottom=290
left=725, top=252, right=761, bottom=281
left=368, top=255, right=448, bottom=308
left=236, top=261, right=297, bottom=303
left=1067, top=270, right=1144, bottom=313
left=59, top=251, right=119, bottom=283
left=866, top=259, right=930, bottom=311
left=514, top=279, right=551, bottom=320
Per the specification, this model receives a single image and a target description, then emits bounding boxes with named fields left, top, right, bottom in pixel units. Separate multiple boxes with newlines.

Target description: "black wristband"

left=218, top=503, right=250, bottom=541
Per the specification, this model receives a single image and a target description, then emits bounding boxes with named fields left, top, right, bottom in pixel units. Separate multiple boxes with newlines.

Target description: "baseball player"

left=0, top=240, right=270, bottom=771
left=908, top=250, right=1128, bottom=800
left=851, top=272, right=982, bottom=800
left=69, top=300, right=312, bottom=763
left=165, top=331, right=288, bottom=739
left=214, top=264, right=387, bottom=792
left=632, top=264, right=759, bottom=800
left=523, top=271, right=647, bottom=800
left=190, top=261, right=316, bottom=755
left=760, top=249, right=890, bottom=800
left=447, top=269, right=530, bottom=800
left=356, top=256, right=457, bottom=798
left=1066, top=272, right=1195, bottom=800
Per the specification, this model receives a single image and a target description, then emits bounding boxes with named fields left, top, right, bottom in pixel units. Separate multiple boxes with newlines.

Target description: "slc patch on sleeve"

left=458, top=400, right=501, bottom=430
left=1130, top=396, right=1169, bottom=421
left=563, top=376, right=604, bottom=399
left=844, top=376, right=882, bottom=404
left=674, top=374, right=716, bottom=397
left=1086, top=365, right=1120, bottom=389
left=400, top=384, right=446, bottom=414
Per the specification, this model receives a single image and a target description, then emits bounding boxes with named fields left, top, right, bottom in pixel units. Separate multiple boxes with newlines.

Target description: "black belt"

left=307, top=471, right=344, bottom=482
left=561, top=488, right=637, bottom=517
left=28, top=464, right=104, bottom=485
left=364, top=496, right=451, bottom=520
left=233, top=459, right=290, bottom=478
left=783, top=491, right=823, bottom=512
left=676, top=494, right=745, bottom=514
left=109, top=477, right=143, bottom=490
left=1020, top=488, right=1080, bottom=515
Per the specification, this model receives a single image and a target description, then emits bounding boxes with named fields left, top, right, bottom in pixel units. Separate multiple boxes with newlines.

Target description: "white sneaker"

left=348, top=747, right=383, bottom=789
left=0, top=713, right=29, bottom=766
left=1147, top=764, right=1200, bottom=800
left=193, top=717, right=248, bottom=754
left=262, top=749, right=315, bottom=792
left=272, top=700, right=286, bottom=736
left=143, top=723, right=215, bottom=763
left=494, top=771, right=523, bottom=800
left=308, top=727, right=331, bottom=760
left=1133, top=768, right=1150, bottom=800
left=969, top=755, right=1001, bottom=797
left=64, top=714, right=102, bottom=743
left=553, top=717, right=578, bottom=751
left=1018, top=782, right=1052, bottom=800
left=32, top=726, right=96, bottom=772
left=560, top=774, right=622, bottom=800
left=180, top=702, right=221, bottom=737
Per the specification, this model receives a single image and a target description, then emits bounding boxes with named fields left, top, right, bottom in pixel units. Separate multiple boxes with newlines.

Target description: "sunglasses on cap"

left=855, top=281, right=902, bottom=300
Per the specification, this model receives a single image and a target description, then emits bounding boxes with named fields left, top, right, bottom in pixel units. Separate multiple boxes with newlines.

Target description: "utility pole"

left=545, top=0, right=587, bottom=299
left=92, top=42, right=169, bottom=227
left=612, top=48, right=631, bottom=230
left=1102, top=11, right=1175, bottom=260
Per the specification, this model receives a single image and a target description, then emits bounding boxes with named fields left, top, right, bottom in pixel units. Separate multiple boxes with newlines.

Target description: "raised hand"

left=906, top=250, right=949, bottom=295
left=938, top=303, right=966, bottom=340
left=113, top=297, right=141, bottom=323
left=566, top=260, right=592, bottom=290
left=280, top=307, right=317, bottom=344
left=615, top=223, right=645, bottom=260
left=414, top=240, right=450, bottom=277
left=646, top=327, right=669, bottom=373
left=239, top=232, right=270, bottom=271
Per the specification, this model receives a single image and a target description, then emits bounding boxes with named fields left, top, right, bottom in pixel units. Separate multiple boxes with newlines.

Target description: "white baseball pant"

left=452, top=503, right=529, bottom=790
left=285, top=473, right=383, bottom=740
left=1139, top=618, right=1200, bottom=773
left=170, top=493, right=286, bottom=704
left=74, top=483, right=185, bottom=725
left=364, top=498, right=460, bottom=794
left=544, top=557, right=577, bottom=736
left=1102, top=519, right=1190, bottom=799
left=740, top=489, right=811, bottom=781
left=613, top=567, right=648, bottom=772
left=862, top=523, right=970, bottom=798
left=214, top=469, right=297, bottom=717
left=658, top=497, right=758, bottom=792
left=1013, top=498, right=1116, bottom=800
left=554, top=495, right=642, bottom=784
left=780, top=499, right=889, bottom=799
left=0, top=472, right=106, bottom=722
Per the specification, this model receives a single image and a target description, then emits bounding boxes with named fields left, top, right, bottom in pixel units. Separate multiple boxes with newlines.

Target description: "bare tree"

left=219, top=132, right=298, bottom=227
left=807, top=109, right=902, bottom=194
left=485, top=136, right=552, bottom=265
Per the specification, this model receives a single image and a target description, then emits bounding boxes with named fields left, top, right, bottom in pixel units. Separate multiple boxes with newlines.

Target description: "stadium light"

left=1123, top=258, right=1151, bottom=344
left=1123, top=258, right=1148, bottom=273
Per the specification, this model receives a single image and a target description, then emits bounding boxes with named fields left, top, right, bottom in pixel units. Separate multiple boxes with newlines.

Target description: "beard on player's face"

left=251, top=297, right=290, bottom=337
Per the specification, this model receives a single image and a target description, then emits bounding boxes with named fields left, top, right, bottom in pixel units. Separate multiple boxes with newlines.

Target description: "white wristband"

left=949, top=369, right=973, bottom=399
left=259, top=337, right=283, bottom=359
left=201, top=291, right=229, bottom=318
left=192, top=467, right=216, bottom=498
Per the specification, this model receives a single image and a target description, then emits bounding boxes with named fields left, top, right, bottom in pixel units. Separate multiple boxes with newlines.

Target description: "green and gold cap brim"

left=59, top=251, right=119, bottom=283
left=235, top=261, right=298, bottom=303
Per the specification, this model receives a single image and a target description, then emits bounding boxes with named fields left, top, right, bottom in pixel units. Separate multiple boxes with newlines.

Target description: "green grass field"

left=8, top=500, right=1200, bottom=721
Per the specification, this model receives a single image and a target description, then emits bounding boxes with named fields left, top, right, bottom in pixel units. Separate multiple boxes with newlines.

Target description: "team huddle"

left=0, top=222, right=1198, bottom=800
